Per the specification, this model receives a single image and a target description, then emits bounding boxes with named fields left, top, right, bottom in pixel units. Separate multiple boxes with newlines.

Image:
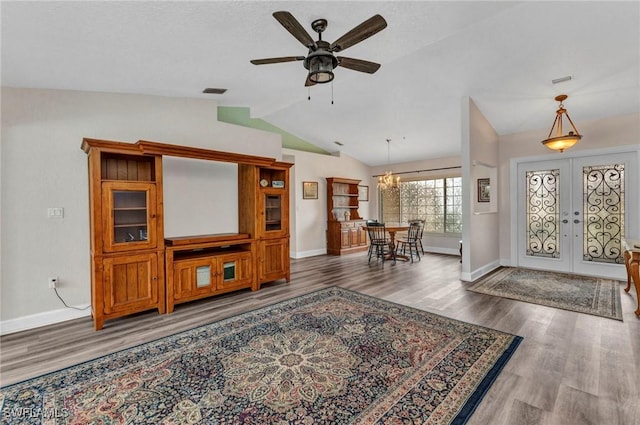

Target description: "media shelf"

left=165, top=233, right=256, bottom=313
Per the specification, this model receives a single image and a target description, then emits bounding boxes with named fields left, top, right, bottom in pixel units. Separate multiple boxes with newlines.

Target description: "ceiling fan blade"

left=330, top=14, right=387, bottom=52
left=304, top=74, right=317, bottom=87
left=273, top=11, right=315, bottom=48
left=337, top=57, right=381, bottom=74
left=250, top=56, right=305, bottom=65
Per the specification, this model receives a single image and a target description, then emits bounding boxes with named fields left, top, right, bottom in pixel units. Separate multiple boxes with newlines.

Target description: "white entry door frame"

left=510, top=146, right=640, bottom=280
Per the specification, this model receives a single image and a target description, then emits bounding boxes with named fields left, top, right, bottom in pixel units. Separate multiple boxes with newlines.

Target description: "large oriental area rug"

left=0, top=287, right=521, bottom=425
left=468, top=267, right=623, bottom=321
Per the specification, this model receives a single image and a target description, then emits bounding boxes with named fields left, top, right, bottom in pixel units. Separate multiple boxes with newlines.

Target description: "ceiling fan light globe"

left=309, top=70, right=334, bottom=83
left=306, top=53, right=337, bottom=84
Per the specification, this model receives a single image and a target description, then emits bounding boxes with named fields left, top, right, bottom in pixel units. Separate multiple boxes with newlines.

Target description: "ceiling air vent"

left=551, top=75, right=572, bottom=85
left=202, top=88, right=227, bottom=94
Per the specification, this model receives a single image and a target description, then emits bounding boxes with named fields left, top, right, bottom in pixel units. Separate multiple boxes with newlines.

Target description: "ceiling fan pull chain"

left=331, top=81, right=334, bottom=105
left=308, top=87, right=311, bottom=101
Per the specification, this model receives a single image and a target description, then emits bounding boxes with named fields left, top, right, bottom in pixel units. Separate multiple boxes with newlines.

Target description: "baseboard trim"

left=500, top=258, right=512, bottom=267
left=291, top=249, right=327, bottom=259
left=0, top=306, right=91, bottom=335
left=461, top=260, right=501, bottom=282
left=423, top=246, right=460, bottom=256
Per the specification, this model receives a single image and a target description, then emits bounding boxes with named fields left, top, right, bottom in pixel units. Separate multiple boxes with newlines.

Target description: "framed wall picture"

left=477, top=178, right=490, bottom=202
left=358, top=185, right=369, bottom=201
left=302, top=181, right=318, bottom=199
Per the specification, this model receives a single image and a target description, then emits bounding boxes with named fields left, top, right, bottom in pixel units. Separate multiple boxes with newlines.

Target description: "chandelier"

left=378, top=139, right=399, bottom=190
left=541, top=94, right=582, bottom=152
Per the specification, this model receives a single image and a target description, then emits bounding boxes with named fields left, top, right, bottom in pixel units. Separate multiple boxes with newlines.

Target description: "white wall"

left=498, top=112, right=640, bottom=264
left=461, top=98, right=500, bottom=281
left=282, top=148, right=371, bottom=258
left=0, top=87, right=282, bottom=330
left=163, top=157, right=239, bottom=237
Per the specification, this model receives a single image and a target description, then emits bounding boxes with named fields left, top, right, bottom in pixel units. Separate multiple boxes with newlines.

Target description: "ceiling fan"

left=250, top=11, right=387, bottom=86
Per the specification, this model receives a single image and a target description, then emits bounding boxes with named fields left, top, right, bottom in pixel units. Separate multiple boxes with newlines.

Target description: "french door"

left=517, top=152, right=637, bottom=279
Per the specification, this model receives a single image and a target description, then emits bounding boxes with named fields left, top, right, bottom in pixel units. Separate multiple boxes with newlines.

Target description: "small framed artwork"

left=477, top=178, right=490, bottom=202
left=358, top=185, right=369, bottom=202
left=302, top=181, right=318, bottom=199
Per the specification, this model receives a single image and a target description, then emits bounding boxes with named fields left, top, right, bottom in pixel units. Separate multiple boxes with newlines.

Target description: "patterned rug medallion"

left=467, top=267, right=623, bottom=320
left=0, top=287, right=522, bottom=424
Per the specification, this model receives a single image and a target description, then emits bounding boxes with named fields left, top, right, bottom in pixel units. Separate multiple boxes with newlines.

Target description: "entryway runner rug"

left=0, top=287, right=521, bottom=424
left=467, top=267, right=623, bottom=320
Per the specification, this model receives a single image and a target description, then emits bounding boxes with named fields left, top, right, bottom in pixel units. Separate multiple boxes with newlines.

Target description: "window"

left=380, top=177, right=462, bottom=234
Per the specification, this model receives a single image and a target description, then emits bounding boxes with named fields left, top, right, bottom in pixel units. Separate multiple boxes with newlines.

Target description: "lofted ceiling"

left=2, top=1, right=638, bottom=166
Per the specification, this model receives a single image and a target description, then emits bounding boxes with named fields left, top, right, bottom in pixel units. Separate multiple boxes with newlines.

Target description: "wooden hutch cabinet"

left=83, top=138, right=292, bottom=330
left=239, top=163, right=292, bottom=285
left=82, top=138, right=165, bottom=330
left=326, top=177, right=368, bottom=255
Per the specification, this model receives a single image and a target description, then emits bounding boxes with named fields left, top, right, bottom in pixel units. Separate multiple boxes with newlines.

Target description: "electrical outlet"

left=48, top=277, right=58, bottom=289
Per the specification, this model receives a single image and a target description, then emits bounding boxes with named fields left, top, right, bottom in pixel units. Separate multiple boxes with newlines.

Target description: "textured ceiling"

left=2, top=1, right=639, bottom=166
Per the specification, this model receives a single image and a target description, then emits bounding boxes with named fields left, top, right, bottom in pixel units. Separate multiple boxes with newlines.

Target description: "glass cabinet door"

left=265, top=194, right=282, bottom=232
left=113, top=190, right=148, bottom=242
left=103, top=182, right=157, bottom=252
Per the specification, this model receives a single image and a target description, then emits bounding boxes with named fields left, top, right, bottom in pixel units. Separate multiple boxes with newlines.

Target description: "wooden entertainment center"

left=82, top=138, right=292, bottom=330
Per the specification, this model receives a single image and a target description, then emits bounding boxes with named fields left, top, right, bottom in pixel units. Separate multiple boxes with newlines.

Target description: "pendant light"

left=378, top=139, right=400, bottom=190
left=541, top=94, right=582, bottom=152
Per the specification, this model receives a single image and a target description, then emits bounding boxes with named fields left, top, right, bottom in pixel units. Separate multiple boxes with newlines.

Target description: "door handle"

left=562, top=219, right=569, bottom=224
left=573, top=219, right=581, bottom=224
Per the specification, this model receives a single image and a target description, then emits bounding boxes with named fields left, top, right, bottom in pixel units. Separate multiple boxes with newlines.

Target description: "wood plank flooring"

left=1, top=253, right=639, bottom=425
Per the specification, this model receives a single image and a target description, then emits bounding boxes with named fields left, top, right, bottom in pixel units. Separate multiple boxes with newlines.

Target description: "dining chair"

left=404, top=219, right=425, bottom=254
left=414, top=220, right=425, bottom=254
left=367, top=223, right=392, bottom=266
left=396, top=221, right=422, bottom=262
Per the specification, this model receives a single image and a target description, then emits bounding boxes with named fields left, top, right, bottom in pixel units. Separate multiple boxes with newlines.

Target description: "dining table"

left=384, top=224, right=410, bottom=262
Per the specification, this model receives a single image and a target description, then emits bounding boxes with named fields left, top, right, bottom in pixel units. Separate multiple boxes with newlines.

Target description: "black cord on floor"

left=54, top=287, right=91, bottom=311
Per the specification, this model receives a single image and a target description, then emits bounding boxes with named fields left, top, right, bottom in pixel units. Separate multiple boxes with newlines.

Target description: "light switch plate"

left=47, top=207, right=64, bottom=218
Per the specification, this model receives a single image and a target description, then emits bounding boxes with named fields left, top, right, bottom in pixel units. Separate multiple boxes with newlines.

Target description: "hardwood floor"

left=1, top=253, right=639, bottom=425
